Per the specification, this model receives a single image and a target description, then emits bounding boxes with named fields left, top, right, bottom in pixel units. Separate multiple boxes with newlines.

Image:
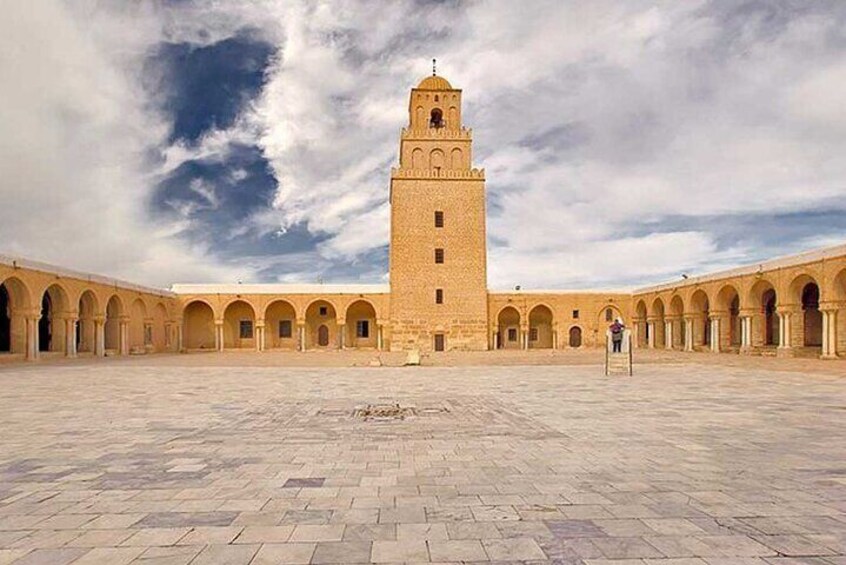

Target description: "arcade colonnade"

left=0, top=257, right=177, bottom=361
left=631, top=245, right=846, bottom=359
left=175, top=285, right=391, bottom=353
left=487, top=292, right=631, bottom=351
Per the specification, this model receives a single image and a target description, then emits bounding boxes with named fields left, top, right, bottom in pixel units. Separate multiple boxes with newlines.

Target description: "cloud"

left=1, top=0, right=844, bottom=289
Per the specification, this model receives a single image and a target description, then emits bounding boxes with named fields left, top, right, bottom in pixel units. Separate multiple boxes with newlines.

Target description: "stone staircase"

left=606, top=352, right=632, bottom=376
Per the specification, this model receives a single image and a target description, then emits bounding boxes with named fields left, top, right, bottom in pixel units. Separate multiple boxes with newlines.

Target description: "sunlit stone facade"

left=1, top=75, right=844, bottom=359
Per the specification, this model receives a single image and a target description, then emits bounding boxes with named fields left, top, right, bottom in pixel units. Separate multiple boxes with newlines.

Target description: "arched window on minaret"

left=430, top=108, right=444, bottom=128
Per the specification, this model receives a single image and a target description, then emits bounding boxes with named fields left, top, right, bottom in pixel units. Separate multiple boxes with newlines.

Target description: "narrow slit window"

left=435, top=289, right=444, bottom=304
left=435, top=248, right=444, bottom=264
left=434, top=210, right=444, bottom=228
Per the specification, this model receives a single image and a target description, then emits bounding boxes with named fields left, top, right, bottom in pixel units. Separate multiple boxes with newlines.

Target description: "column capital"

left=820, top=301, right=842, bottom=313
left=214, top=319, right=224, bottom=326
left=738, top=308, right=757, bottom=317
left=776, top=305, right=797, bottom=315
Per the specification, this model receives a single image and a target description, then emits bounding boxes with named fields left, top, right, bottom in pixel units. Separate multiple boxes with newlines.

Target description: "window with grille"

left=605, top=308, right=613, bottom=322
left=572, top=309, right=580, bottom=319
left=507, top=328, right=518, bottom=342
left=434, top=211, right=444, bottom=228
left=530, top=328, right=538, bottom=341
left=435, top=248, right=444, bottom=264
left=239, top=320, right=253, bottom=339
left=319, top=306, right=328, bottom=316
left=279, top=320, right=292, bottom=338
left=435, top=289, right=443, bottom=304
left=356, top=320, right=370, bottom=338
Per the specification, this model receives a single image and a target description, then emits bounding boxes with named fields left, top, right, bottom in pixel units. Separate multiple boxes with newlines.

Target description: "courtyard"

left=0, top=353, right=844, bottom=564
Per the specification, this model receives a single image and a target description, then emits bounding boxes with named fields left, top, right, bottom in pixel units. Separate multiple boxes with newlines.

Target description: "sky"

left=1, top=0, right=845, bottom=290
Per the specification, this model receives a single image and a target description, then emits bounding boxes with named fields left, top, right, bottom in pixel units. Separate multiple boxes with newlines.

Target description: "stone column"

left=26, top=314, right=39, bottom=361
left=95, top=317, right=105, bottom=357
left=377, top=324, right=384, bottom=351
left=176, top=322, right=184, bottom=352
left=553, top=327, right=559, bottom=350
left=821, top=306, right=838, bottom=359
left=118, top=317, right=129, bottom=356
left=632, top=320, right=640, bottom=349
left=777, top=308, right=792, bottom=351
left=664, top=320, right=673, bottom=350
left=338, top=322, right=345, bottom=350
left=739, top=309, right=754, bottom=353
left=683, top=317, right=694, bottom=352
left=298, top=323, right=306, bottom=352
left=710, top=317, right=721, bottom=353
left=521, top=327, right=528, bottom=350
left=65, top=316, right=78, bottom=358
left=255, top=321, right=265, bottom=352
left=214, top=321, right=224, bottom=351
left=646, top=320, right=655, bottom=349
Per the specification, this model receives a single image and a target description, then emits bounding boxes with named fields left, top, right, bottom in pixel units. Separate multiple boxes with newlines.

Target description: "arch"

left=450, top=148, right=463, bottom=169
left=411, top=147, right=424, bottom=169
left=601, top=305, right=623, bottom=325
left=0, top=277, right=31, bottom=355
left=104, top=295, right=123, bottom=352
left=183, top=300, right=215, bottom=350
left=39, top=284, right=69, bottom=353
left=429, top=107, right=443, bottom=128
left=528, top=305, right=553, bottom=349
left=128, top=298, right=148, bottom=353
left=305, top=300, right=338, bottom=349
left=77, top=290, right=98, bottom=354
left=716, top=284, right=741, bottom=349
left=496, top=306, right=521, bottom=350
left=801, top=281, right=822, bottom=347
left=649, top=297, right=666, bottom=348
left=834, top=268, right=846, bottom=302
left=345, top=300, right=377, bottom=349
left=430, top=148, right=445, bottom=170
left=448, top=106, right=458, bottom=128
left=223, top=300, right=256, bottom=349
left=568, top=326, right=583, bottom=348
left=415, top=106, right=425, bottom=126
left=690, top=289, right=710, bottom=347
left=748, top=279, right=778, bottom=347
left=265, top=299, right=297, bottom=350
left=152, top=302, right=168, bottom=352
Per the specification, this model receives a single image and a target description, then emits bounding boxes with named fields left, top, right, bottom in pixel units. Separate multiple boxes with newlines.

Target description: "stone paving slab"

left=0, top=361, right=844, bottom=564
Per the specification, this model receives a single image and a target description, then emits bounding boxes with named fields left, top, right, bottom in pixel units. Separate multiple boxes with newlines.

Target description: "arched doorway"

left=801, top=282, right=822, bottom=347
left=690, top=290, right=710, bottom=349
left=568, top=326, right=582, bottom=348
left=496, top=306, right=521, bottom=349
left=346, top=300, right=377, bottom=349
left=129, top=298, right=147, bottom=353
left=716, top=285, right=741, bottom=350
left=104, top=296, right=123, bottom=353
left=183, top=301, right=215, bottom=350
left=77, top=290, right=98, bottom=354
left=38, top=284, right=69, bottom=353
left=528, top=305, right=553, bottom=349
left=265, top=300, right=297, bottom=350
left=306, top=300, right=337, bottom=349
left=0, top=278, right=31, bottom=355
left=650, top=298, right=666, bottom=348
left=317, top=325, right=330, bottom=347
left=763, top=289, right=778, bottom=346
left=223, top=300, right=255, bottom=349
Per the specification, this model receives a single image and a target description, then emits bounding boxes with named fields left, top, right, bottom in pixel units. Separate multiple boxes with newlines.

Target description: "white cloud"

left=1, top=1, right=844, bottom=288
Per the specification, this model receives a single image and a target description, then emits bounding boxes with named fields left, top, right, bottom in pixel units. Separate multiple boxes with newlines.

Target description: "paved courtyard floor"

left=0, top=354, right=845, bottom=564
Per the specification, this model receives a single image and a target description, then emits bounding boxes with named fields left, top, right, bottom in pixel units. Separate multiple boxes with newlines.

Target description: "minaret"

left=388, top=69, right=488, bottom=351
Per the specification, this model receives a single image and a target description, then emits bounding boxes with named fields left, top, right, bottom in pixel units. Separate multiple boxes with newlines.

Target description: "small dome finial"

left=432, top=58, right=437, bottom=76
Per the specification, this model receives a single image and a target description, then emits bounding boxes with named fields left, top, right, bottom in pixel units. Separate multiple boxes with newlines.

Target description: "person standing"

left=610, top=318, right=625, bottom=353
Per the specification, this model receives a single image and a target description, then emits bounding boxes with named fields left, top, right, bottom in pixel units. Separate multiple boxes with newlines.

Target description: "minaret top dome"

left=416, top=75, right=453, bottom=90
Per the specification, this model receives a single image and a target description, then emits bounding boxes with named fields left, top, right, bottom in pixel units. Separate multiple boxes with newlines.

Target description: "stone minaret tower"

left=389, top=71, right=488, bottom=351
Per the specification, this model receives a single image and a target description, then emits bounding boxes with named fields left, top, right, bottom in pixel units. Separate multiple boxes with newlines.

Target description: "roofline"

left=633, top=241, right=846, bottom=295
left=0, top=254, right=174, bottom=297
left=171, top=283, right=391, bottom=295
